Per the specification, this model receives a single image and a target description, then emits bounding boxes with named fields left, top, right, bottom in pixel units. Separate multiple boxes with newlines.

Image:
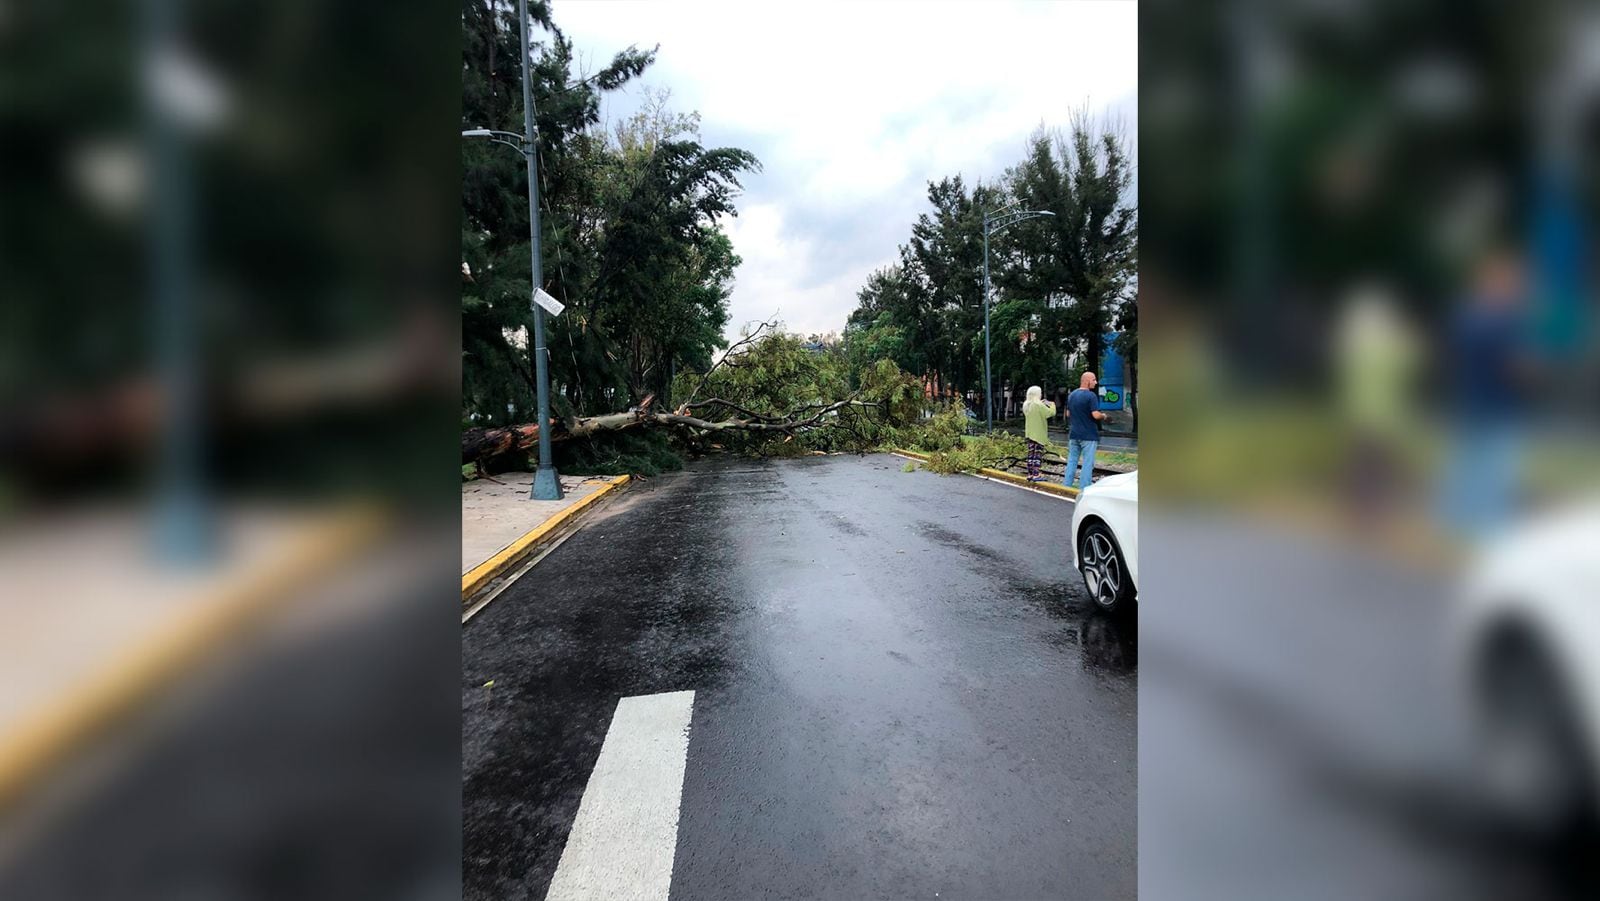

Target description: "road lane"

left=461, top=454, right=1136, bottom=900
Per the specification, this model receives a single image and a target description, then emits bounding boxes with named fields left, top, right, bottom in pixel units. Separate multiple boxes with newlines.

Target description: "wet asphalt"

left=462, top=453, right=1137, bottom=901
left=0, top=538, right=462, bottom=901
left=1138, top=515, right=1592, bottom=901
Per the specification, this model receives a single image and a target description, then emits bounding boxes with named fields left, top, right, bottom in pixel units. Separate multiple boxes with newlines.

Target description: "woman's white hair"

left=1022, top=385, right=1048, bottom=415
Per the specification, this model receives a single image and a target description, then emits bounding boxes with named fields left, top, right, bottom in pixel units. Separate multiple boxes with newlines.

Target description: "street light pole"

left=516, top=0, right=561, bottom=500
left=465, top=0, right=563, bottom=499
left=147, top=0, right=213, bottom=563
left=981, top=205, right=1055, bottom=434
left=983, top=223, right=992, bottom=433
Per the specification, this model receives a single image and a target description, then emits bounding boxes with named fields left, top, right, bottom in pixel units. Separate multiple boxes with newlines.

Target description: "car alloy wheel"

left=1080, top=524, right=1126, bottom=611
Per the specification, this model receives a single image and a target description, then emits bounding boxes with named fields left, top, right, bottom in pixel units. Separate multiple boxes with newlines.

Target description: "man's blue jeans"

left=1063, top=438, right=1097, bottom=491
left=1435, top=424, right=1520, bottom=543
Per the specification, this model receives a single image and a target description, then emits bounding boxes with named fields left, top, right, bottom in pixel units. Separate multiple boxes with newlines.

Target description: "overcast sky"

left=556, top=0, right=1137, bottom=342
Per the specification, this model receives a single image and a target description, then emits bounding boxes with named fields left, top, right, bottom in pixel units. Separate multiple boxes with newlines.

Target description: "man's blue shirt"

left=1067, top=388, right=1100, bottom=441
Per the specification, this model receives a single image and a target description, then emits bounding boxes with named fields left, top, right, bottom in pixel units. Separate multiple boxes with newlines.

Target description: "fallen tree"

left=7, top=310, right=456, bottom=486
left=460, top=393, right=887, bottom=468
left=462, top=328, right=929, bottom=472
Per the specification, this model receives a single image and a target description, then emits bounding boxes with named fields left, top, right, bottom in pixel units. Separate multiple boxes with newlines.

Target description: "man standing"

left=1437, top=247, right=1529, bottom=541
left=1063, top=371, right=1106, bottom=492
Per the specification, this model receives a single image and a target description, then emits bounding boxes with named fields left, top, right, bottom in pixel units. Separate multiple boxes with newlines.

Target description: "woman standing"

left=1022, top=385, right=1055, bottom=482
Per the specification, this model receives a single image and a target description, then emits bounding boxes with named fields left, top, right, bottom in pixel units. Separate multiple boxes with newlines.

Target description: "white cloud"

left=721, top=202, right=898, bottom=337
left=556, top=0, right=1137, bottom=340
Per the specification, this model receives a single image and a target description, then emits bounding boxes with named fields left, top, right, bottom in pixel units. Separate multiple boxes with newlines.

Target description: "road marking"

left=546, top=690, right=695, bottom=901
left=968, top=471, right=1079, bottom=502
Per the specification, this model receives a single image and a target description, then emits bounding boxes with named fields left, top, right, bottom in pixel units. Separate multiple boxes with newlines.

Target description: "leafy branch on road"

left=917, top=432, right=1031, bottom=475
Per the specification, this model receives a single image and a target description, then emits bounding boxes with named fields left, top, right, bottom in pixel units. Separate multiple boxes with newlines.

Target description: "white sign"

left=533, top=288, right=565, bottom=317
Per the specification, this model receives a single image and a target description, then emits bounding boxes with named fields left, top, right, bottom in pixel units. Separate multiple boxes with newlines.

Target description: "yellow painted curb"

left=892, top=449, right=1080, bottom=499
left=460, top=474, right=631, bottom=602
left=975, top=466, right=1081, bottom=498
left=0, top=507, right=386, bottom=812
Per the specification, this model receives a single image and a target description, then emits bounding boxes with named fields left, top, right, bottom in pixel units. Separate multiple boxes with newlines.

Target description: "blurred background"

left=0, top=0, right=461, bottom=898
left=8, top=0, right=1600, bottom=895
left=1141, top=0, right=1600, bottom=897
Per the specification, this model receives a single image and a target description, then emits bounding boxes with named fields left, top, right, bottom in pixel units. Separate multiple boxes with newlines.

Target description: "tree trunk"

left=461, top=396, right=885, bottom=467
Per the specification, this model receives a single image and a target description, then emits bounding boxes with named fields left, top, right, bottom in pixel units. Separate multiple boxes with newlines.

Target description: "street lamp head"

left=461, top=128, right=492, bottom=137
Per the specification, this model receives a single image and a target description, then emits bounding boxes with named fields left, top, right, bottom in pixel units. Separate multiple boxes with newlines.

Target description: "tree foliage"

left=461, top=1, right=759, bottom=426
left=842, top=113, right=1137, bottom=415
left=669, top=329, right=925, bottom=456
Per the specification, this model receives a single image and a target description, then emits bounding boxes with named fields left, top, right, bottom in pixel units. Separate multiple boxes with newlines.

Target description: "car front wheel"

left=1079, top=521, right=1133, bottom=613
left=1475, top=627, right=1597, bottom=844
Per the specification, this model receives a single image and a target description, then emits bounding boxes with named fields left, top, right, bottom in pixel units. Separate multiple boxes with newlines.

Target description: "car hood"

left=1090, top=470, right=1137, bottom=492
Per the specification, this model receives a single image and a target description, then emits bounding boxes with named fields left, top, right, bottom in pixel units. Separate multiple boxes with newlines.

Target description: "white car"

left=1453, top=502, right=1600, bottom=839
left=1071, top=470, right=1138, bottom=612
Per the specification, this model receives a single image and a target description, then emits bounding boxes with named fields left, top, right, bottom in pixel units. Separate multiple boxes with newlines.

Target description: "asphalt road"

left=462, top=453, right=1137, bottom=901
left=1138, top=515, right=1594, bottom=901
left=0, top=537, right=462, bottom=901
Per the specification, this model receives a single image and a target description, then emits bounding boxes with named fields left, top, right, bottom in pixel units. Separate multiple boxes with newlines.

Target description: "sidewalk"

left=461, top=472, right=631, bottom=606
left=0, top=504, right=382, bottom=809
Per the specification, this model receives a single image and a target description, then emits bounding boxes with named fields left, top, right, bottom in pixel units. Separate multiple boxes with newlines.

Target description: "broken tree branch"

left=682, top=397, right=784, bottom=423
left=678, top=315, right=777, bottom=412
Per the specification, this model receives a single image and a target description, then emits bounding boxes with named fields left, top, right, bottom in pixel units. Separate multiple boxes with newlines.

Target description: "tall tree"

left=461, top=0, right=652, bottom=423
left=842, top=113, right=1136, bottom=422
left=460, top=1, right=757, bottom=425
left=1004, top=113, right=1137, bottom=375
left=844, top=265, right=922, bottom=382
left=897, top=176, right=1007, bottom=400
left=580, top=94, right=757, bottom=407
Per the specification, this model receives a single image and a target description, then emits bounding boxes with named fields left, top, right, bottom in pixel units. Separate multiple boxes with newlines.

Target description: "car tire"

left=1078, top=521, right=1133, bottom=613
left=1475, top=626, right=1598, bottom=846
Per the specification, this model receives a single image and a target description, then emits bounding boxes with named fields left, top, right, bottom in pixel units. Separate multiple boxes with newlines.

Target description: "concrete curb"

left=0, top=507, right=385, bottom=812
left=460, top=474, right=631, bottom=604
left=893, top=449, right=1081, bottom=500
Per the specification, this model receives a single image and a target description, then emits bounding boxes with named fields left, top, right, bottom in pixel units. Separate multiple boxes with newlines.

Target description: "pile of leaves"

left=919, top=433, right=1032, bottom=475
left=893, top=405, right=969, bottom=453
left=555, top=428, right=685, bottom=477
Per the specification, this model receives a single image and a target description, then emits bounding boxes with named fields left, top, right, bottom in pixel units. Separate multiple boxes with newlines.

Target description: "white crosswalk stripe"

left=545, top=690, right=695, bottom=901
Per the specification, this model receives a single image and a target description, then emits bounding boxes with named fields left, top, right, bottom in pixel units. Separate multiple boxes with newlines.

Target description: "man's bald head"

left=1079, top=371, right=1097, bottom=390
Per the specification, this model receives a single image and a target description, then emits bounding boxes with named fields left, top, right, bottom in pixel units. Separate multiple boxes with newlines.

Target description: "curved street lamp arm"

left=461, top=128, right=532, bottom=156
left=984, top=208, right=1056, bottom=235
left=987, top=200, right=1022, bottom=220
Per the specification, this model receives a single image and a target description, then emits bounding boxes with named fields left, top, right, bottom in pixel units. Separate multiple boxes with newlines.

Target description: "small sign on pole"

left=533, top=287, right=565, bottom=317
